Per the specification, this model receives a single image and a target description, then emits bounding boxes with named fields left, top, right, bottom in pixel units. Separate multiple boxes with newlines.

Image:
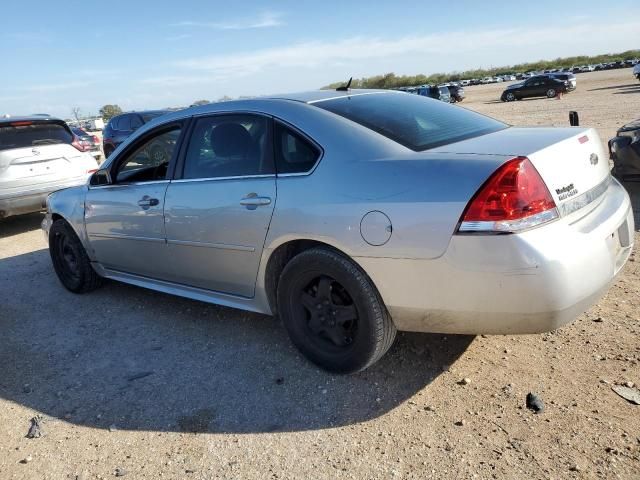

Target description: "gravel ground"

left=0, top=69, right=639, bottom=480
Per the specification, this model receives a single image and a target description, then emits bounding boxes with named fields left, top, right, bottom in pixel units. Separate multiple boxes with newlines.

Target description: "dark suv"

left=416, top=85, right=451, bottom=103
left=446, top=85, right=465, bottom=103
left=550, top=72, right=577, bottom=91
left=102, top=110, right=169, bottom=158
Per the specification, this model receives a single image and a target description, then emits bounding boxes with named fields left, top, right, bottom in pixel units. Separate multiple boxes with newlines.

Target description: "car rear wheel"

left=505, top=92, right=516, bottom=102
left=277, top=247, right=396, bottom=373
left=49, top=219, right=104, bottom=293
left=546, top=88, right=557, bottom=98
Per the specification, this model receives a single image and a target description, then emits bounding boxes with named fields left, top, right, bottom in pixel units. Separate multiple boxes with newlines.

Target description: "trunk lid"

left=431, top=126, right=610, bottom=217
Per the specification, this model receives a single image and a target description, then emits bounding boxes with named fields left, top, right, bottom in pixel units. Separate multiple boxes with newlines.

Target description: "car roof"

left=265, top=89, right=391, bottom=104
left=115, top=110, right=170, bottom=118
left=0, top=115, right=66, bottom=125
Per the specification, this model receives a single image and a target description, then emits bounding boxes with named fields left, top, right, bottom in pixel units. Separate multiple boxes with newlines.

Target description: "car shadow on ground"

left=588, top=83, right=639, bottom=91
left=0, top=248, right=473, bottom=434
left=613, top=87, right=640, bottom=95
left=0, top=213, right=44, bottom=239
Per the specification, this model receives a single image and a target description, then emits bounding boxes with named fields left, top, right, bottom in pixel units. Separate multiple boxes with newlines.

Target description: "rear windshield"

left=314, top=92, right=507, bottom=151
left=0, top=122, right=73, bottom=151
left=141, top=111, right=167, bottom=123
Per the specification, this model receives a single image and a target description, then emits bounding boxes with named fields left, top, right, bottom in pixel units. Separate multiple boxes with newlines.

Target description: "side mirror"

left=90, top=169, right=112, bottom=186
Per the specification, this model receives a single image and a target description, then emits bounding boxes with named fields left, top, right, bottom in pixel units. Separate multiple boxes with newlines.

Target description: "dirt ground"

left=0, top=69, right=639, bottom=480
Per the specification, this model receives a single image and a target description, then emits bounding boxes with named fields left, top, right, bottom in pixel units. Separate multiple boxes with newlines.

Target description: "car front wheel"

left=505, top=92, right=516, bottom=102
left=277, top=247, right=396, bottom=373
left=49, top=219, right=104, bottom=293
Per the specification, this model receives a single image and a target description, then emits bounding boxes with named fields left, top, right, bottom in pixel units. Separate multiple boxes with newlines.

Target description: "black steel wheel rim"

left=295, top=275, right=359, bottom=350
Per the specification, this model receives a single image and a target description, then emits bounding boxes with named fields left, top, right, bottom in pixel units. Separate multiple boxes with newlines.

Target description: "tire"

left=49, top=219, right=104, bottom=293
left=277, top=247, right=396, bottom=373
left=505, top=92, right=516, bottom=102
left=546, top=88, right=557, bottom=98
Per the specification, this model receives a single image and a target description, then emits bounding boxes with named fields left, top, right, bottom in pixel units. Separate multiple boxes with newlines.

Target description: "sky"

left=1, top=0, right=638, bottom=118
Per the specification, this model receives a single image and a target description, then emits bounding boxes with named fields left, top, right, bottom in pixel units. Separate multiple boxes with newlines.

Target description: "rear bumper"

left=0, top=179, right=87, bottom=219
left=357, top=179, right=634, bottom=334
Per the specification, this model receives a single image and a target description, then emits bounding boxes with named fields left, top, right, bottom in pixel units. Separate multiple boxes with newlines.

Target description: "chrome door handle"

left=138, top=196, right=159, bottom=208
left=240, top=194, right=271, bottom=208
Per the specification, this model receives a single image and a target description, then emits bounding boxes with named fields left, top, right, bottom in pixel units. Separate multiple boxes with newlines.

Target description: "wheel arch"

left=262, top=238, right=370, bottom=316
left=46, top=187, right=93, bottom=259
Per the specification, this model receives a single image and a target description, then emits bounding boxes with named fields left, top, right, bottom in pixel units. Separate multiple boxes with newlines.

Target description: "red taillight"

left=458, top=157, right=558, bottom=233
left=71, top=137, right=89, bottom=152
left=10, top=121, right=33, bottom=126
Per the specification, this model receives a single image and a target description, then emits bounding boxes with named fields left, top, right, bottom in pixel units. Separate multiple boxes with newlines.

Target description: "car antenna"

left=336, top=77, right=353, bottom=92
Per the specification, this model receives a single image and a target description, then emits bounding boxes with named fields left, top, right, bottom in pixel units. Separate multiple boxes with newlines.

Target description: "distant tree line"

left=323, top=49, right=640, bottom=89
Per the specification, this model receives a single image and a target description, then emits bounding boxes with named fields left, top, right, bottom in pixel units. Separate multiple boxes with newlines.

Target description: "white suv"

left=0, top=116, right=98, bottom=219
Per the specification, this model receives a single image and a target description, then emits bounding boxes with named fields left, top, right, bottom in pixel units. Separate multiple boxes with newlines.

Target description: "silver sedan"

left=42, top=90, right=635, bottom=373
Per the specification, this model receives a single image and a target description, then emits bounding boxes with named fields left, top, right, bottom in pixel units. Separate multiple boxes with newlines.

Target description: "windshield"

left=0, top=122, right=73, bottom=151
left=313, top=92, right=507, bottom=151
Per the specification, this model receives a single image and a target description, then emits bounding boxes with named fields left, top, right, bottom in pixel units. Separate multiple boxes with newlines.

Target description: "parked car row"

left=453, top=60, right=638, bottom=87
left=398, top=84, right=465, bottom=103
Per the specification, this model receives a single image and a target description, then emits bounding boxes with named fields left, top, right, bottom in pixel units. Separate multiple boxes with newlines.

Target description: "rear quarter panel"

left=258, top=100, right=511, bottom=260
left=264, top=135, right=509, bottom=260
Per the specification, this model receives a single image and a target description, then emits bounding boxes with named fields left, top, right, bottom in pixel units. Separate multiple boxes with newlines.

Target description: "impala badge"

left=589, top=153, right=599, bottom=165
left=32, top=148, right=41, bottom=156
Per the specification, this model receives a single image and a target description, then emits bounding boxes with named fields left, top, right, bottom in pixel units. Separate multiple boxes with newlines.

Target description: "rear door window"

left=130, top=115, right=143, bottom=131
left=118, top=115, right=131, bottom=131
left=0, top=122, right=73, bottom=151
left=141, top=111, right=167, bottom=123
left=313, top=92, right=506, bottom=151
left=274, top=123, right=320, bottom=174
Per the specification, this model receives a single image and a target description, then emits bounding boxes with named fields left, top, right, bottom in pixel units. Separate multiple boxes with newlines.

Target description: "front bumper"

left=0, top=179, right=86, bottom=219
left=356, top=179, right=634, bottom=334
